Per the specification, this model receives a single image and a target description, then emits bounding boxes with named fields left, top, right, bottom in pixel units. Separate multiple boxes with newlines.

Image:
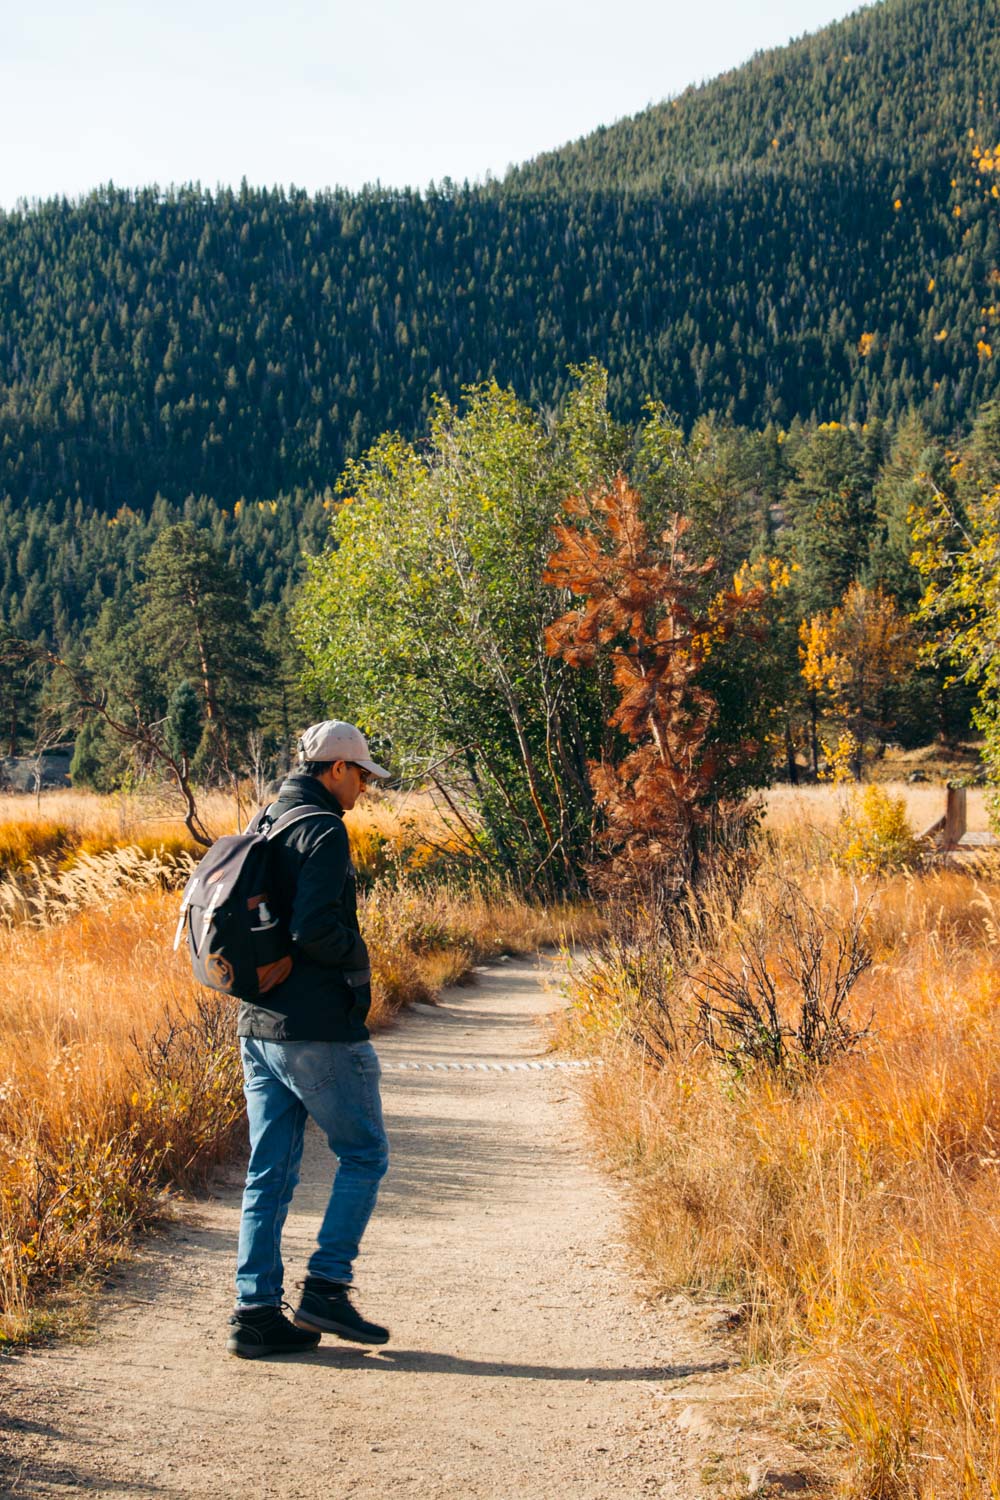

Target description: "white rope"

left=380, top=1057, right=593, bottom=1074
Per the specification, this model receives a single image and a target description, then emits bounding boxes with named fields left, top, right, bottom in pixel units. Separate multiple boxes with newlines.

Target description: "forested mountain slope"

left=0, top=490, right=329, bottom=643
left=510, top=0, right=995, bottom=188
left=0, top=0, right=998, bottom=519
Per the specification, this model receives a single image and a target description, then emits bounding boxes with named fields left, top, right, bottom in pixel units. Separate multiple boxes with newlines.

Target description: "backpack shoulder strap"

left=263, top=805, right=342, bottom=841
left=246, top=805, right=270, bottom=835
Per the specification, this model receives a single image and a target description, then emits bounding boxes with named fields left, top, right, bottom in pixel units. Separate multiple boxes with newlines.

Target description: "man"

left=227, top=720, right=392, bottom=1359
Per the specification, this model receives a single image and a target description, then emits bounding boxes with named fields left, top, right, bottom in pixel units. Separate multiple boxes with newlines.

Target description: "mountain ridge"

left=1, top=0, right=998, bottom=519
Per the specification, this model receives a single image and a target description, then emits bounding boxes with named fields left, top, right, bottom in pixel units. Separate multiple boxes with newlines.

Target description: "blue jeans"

left=235, top=1037, right=389, bottom=1307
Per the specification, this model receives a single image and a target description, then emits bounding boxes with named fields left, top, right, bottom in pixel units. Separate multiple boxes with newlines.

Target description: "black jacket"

left=236, top=774, right=372, bottom=1042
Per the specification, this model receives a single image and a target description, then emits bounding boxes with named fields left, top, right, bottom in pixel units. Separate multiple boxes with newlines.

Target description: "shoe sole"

left=293, top=1312, right=389, bottom=1345
left=227, top=1336, right=321, bottom=1359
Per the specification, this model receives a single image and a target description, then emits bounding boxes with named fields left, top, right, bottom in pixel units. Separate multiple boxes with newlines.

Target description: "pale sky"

left=3, top=0, right=869, bottom=209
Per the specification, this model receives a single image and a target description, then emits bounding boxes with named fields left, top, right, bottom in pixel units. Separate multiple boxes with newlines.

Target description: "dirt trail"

left=0, top=956, right=736, bottom=1500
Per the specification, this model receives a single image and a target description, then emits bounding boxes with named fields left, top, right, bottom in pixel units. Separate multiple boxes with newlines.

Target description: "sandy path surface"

left=0, top=956, right=731, bottom=1500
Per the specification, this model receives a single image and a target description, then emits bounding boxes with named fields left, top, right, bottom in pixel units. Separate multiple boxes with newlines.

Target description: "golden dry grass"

left=364, top=878, right=600, bottom=1019
left=0, top=786, right=476, bottom=886
left=0, top=786, right=240, bottom=847
left=764, top=779, right=991, bottom=836
left=574, top=822, right=1000, bottom=1496
left=0, top=889, right=241, bottom=1341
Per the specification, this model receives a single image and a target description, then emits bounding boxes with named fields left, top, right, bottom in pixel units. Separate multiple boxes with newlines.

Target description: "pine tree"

left=165, top=677, right=202, bottom=765
left=137, top=522, right=268, bottom=772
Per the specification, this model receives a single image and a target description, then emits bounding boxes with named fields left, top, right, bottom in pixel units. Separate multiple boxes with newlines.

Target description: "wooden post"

left=944, top=786, right=967, bottom=848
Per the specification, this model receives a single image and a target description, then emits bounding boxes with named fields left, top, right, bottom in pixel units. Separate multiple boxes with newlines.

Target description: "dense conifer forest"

left=0, top=491, right=329, bottom=642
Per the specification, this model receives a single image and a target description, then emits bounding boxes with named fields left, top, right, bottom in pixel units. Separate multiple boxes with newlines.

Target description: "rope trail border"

left=380, top=1058, right=595, bottom=1074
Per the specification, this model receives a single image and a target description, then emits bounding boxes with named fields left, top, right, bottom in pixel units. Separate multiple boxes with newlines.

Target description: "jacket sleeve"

left=289, top=822, right=369, bottom=972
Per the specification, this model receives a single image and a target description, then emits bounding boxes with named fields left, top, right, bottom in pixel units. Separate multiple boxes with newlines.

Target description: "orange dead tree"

left=542, top=475, right=767, bottom=884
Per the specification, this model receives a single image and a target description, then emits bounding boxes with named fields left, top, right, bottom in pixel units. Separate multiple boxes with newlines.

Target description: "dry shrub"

left=693, top=879, right=874, bottom=1070
left=552, top=928, right=678, bottom=1056
left=578, top=848, right=1000, bottom=1497
left=830, top=784, right=923, bottom=875
left=554, top=823, right=761, bottom=1059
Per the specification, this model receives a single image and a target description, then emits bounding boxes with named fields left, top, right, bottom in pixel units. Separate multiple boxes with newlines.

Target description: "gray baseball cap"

left=296, top=720, right=391, bottom=779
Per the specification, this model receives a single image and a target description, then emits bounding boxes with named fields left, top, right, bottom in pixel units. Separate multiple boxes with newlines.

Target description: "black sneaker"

left=227, top=1303, right=322, bottom=1359
left=294, top=1277, right=390, bottom=1345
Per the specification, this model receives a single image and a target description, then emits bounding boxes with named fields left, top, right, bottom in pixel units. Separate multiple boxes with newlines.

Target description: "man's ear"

left=323, top=760, right=347, bottom=785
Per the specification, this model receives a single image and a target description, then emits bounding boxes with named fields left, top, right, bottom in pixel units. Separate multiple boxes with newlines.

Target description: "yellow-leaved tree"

left=910, top=137, right=1000, bottom=821
left=799, top=581, right=917, bottom=779
left=911, top=465, right=1000, bottom=812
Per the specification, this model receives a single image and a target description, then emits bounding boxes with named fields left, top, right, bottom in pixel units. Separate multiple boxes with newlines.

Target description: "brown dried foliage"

left=543, top=475, right=766, bottom=879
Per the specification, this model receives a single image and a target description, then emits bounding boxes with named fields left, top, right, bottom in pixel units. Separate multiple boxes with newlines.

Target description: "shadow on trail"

left=385, top=1004, right=554, bottom=1050
left=370, top=1111, right=567, bottom=1216
left=0, top=1407, right=184, bottom=1496
left=0, top=1445, right=182, bottom=1499
left=0, top=1415, right=64, bottom=1439
left=260, top=1347, right=736, bottom=1382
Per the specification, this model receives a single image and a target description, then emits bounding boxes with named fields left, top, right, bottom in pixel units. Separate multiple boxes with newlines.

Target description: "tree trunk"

left=186, top=598, right=218, bottom=722
left=809, top=693, right=820, bottom=777
left=173, top=756, right=212, bottom=846
left=784, top=722, right=798, bottom=785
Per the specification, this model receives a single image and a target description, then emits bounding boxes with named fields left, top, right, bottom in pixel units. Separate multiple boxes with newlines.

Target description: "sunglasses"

left=347, top=762, right=373, bottom=786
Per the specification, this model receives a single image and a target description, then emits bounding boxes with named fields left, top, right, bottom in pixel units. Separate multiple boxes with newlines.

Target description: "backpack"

left=173, top=805, right=338, bottom=1001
